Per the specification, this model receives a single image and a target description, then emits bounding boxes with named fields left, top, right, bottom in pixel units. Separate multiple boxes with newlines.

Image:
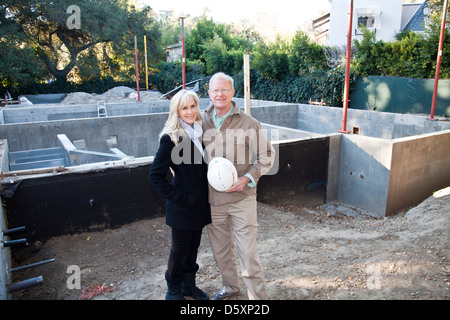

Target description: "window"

left=358, top=15, right=376, bottom=28
left=356, top=6, right=381, bottom=35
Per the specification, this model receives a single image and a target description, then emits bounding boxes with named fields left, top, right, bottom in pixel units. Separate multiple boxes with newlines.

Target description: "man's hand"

left=226, top=176, right=250, bottom=193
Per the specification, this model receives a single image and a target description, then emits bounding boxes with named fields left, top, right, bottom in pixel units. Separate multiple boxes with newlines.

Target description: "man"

left=202, top=72, right=275, bottom=300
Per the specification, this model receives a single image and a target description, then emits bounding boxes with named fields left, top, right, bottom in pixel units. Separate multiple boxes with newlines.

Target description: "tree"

left=1, top=0, right=162, bottom=83
left=289, top=31, right=328, bottom=75
left=353, top=22, right=450, bottom=79
left=0, top=4, right=48, bottom=89
left=252, top=37, right=290, bottom=81
left=353, top=28, right=385, bottom=76
left=185, top=15, right=247, bottom=64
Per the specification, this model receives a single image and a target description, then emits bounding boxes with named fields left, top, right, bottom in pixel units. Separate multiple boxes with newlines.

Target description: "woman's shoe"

left=166, top=281, right=186, bottom=300
left=181, top=272, right=209, bottom=300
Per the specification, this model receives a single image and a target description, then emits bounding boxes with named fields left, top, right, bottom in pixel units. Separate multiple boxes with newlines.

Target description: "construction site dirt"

left=9, top=188, right=449, bottom=301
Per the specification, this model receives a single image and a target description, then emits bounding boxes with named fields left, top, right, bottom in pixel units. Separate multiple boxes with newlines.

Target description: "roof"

left=166, top=42, right=182, bottom=50
left=401, top=2, right=427, bottom=32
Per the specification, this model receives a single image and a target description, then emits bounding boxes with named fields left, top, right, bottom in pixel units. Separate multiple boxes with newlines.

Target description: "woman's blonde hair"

left=160, top=89, right=202, bottom=145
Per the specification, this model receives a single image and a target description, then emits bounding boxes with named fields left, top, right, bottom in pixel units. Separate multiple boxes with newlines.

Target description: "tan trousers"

left=207, top=194, right=267, bottom=300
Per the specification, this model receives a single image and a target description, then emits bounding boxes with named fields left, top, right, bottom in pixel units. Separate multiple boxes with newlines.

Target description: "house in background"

left=313, top=0, right=428, bottom=47
left=166, top=42, right=182, bottom=62
left=401, top=1, right=429, bottom=32
left=312, top=12, right=331, bottom=45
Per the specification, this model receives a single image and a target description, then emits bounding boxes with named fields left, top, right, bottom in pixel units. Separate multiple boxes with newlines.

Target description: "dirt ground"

left=10, top=187, right=449, bottom=301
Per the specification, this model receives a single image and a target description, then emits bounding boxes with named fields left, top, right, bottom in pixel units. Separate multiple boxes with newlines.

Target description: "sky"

left=143, top=0, right=331, bottom=35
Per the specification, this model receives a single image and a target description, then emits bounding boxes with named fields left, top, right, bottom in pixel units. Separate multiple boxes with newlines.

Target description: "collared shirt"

left=212, top=105, right=234, bottom=130
left=212, top=105, right=256, bottom=188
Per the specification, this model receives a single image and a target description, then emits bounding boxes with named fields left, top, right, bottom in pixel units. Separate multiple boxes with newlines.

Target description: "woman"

left=149, top=89, right=211, bottom=300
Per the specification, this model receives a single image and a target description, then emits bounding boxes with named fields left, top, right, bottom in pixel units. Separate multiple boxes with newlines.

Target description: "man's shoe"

left=212, top=287, right=237, bottom=300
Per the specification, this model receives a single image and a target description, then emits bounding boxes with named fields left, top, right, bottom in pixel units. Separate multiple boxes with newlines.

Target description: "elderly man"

left=202, top=72, right=275, bottom=300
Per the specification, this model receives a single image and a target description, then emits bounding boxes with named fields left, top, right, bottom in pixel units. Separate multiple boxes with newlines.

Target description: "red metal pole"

left=339, top=0, right=353, bottom=133
left=181, top=17, right=186, bottom=89
left=429, top=0, right=448, bottom=120
left=134, top=36, right=141, bottom=102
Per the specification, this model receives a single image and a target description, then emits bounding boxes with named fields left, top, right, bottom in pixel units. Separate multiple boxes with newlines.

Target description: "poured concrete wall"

left=0, top=113, right=166, bottom=158
left=0, top=100, right=297, bottom=157
left=0, top=100, right=185, bottom=124
left=0, top=98, right=296, bottom=126
left=337, top=129, right=450, bottom=217
left=3, top=101, right=448, bottom=140
left=0, top=101, right=448, bottom=218
left=338, top=135, right=393, bottom=217
left=0, top=140, right=11, bottom=300
left=0, top=130, right=332, bottom=244
left=0, top=197, right=11, bottom=300
left=258, top=136, right=329, bottom=204
left=298, top=104, right=450, bottom=216
left=297, top=104, right=450, bottom=139
left=2, top=159, right=161, bottom=244
left=325, top=134, right=342, bottom=202
left=387, top=129, right=450, bottom=214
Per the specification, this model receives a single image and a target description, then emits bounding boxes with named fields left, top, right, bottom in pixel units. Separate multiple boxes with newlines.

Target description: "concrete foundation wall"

left=0, top=132, right=331, bottom=244
left=0, top=113, right=167, bottom=158
left=1, top=101, right=169, bottom=124
left=0, top=98, right=296, bottom=125
left=338, top=135, right=393, bottom=217
left=0, top=140, right=11, bottom=300
left=2, top=160, right=160, bottom=244
left=297, top=104, right=450, bottom=139
left=335, top=130, right=450, bottom=217
left=0, top=100, right=297, bottom=158
left=0, top=196, right=11, bottom=300
left=0, top=101, right=448, bottom=219
left=258, top=136, right=329, bottom=205
left=387, top=129, right=450, bottom=214
left=3, top=101, right=447, bottom=141
left=326, top=134, right=343, bottom=202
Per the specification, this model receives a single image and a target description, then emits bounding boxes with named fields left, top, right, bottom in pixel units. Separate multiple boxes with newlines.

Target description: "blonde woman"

left=149, top=90, right=211, bottom=300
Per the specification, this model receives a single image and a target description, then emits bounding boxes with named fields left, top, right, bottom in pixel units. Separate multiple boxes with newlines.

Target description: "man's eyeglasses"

left=209, top=89, right=232, bottom=94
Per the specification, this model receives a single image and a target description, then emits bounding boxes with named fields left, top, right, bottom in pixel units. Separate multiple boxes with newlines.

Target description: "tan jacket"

left=202, top=101, right=276, bottom=205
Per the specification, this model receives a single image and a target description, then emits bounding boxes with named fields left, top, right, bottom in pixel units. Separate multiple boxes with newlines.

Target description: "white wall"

left=328, top=0, right=403, bottom=47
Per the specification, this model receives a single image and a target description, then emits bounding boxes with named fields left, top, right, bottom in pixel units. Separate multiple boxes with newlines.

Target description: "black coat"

left=149, top=134, right=211, bottom=231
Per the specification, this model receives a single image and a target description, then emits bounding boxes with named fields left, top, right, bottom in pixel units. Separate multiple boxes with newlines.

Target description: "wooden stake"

left=244, top=54, right=250, bottom=114
left=144, top=35, right=149, bottom=91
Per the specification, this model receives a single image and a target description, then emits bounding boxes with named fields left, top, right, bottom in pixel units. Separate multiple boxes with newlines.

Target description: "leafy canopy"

left=1, top=0, right=162, bottom=83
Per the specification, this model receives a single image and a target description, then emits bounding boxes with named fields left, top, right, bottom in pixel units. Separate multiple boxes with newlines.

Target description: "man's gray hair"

left=209, top=72, right=234, bottom=89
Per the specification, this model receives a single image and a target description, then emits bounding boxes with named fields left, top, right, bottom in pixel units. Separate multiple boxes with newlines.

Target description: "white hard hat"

left=207, top=157, right=238, bottom=192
